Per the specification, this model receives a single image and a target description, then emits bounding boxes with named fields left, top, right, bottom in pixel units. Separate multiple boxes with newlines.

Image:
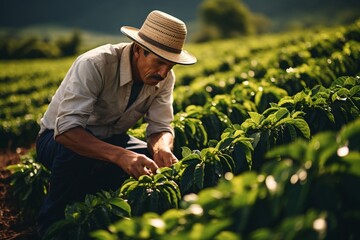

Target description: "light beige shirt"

left=39, top=43, right=175, bottom=139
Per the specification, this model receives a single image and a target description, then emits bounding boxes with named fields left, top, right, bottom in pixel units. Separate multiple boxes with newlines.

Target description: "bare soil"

left=0, top=149, right=39, bottom=240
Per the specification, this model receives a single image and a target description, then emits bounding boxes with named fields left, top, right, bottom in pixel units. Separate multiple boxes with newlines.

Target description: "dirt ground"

left=0, top=149, right=39, bottom=240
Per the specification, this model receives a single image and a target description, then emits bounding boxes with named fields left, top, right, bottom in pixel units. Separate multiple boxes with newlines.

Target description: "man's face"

left=134, top=46, right=176, bottom=86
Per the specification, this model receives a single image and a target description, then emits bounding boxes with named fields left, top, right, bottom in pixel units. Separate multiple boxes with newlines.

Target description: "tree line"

left=0, top=31, right=81, bottom=60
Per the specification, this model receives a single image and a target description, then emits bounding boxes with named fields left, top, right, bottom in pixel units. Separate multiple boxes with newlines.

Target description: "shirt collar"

left=119, top=42, right=161, bottom=89
left=119, top=43, right=133, bottom=87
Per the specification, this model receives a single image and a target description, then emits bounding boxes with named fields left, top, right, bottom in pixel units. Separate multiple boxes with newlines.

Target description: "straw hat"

left=121, top=10, right=197, bottom=65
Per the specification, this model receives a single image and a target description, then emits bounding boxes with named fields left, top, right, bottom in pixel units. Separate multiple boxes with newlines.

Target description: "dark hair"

left=133, top=43, right=150, bottom=57
left=143, top=48, right=150, bottom=57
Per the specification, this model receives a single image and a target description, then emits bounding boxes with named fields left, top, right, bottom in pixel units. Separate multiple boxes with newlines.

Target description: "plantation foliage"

left=4, top=19, right=360, bottom=239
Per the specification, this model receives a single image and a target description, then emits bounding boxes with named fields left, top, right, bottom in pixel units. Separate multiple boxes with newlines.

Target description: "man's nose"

left=158, top=66, right=171, bottom=79
left=158, top=70, right=167, bottom=79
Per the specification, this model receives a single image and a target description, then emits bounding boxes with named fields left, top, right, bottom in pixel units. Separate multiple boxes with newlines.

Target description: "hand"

left=55, top=127, right=159, bottom=179
left=147, top=132, right=177, bottom=168
left=153, top=149, right=178, bottom=168
left=117, top=152, right=159, bottom=179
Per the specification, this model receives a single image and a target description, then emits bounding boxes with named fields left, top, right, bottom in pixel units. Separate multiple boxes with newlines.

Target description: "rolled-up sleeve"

left=54, top=59, right=103, bottom=137
left=145, top=72, right=175, bottom=138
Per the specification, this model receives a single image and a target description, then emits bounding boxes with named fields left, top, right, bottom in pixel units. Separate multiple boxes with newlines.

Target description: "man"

left=36, top=10, right=196, bottom=235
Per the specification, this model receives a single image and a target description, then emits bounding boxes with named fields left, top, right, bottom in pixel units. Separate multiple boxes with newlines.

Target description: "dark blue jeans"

left=35, top=129, right=149, bottom=236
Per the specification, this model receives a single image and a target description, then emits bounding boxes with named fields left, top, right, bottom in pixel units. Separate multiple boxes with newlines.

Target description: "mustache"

left=151, top=75, right=165, bottom=81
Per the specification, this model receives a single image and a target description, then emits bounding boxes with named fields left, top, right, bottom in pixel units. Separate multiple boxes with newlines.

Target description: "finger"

left=165, top=157, right=173, bottom=166
left=133, top=162, right=150, bottom=179
left=171, top=157, right=178, bottom=164
left=158, top=158, right=167, bottom=168
left=167, top=158, right=178, bottom=167
left=143, top=166, right=154, bottom=176
left=146, top=160, right=159, bottom=174
left=162, top=153, right=175, bottom=167
left=133, top=167, right=143, bottom=179
left=153, top=154, right=166, bottom=168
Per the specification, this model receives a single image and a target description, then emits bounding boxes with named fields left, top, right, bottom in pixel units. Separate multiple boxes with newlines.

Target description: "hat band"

left=138, top=32, right=182, bottom=54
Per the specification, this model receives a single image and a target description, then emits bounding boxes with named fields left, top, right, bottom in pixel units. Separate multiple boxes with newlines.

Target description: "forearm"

left=147, top=131, right=174, bottom=155
left=55, top=126, right=126, bottom=164
left=147, top=132, right=177, bottom=167
left=55, top=127, right=159, bottom=178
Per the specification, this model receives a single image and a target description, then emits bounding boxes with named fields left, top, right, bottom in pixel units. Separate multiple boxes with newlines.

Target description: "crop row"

left=0, top=58, right=73, bottom=149
left=8, top=117, right=360, bottom=239
left=173, top=24, right=360, bottom=111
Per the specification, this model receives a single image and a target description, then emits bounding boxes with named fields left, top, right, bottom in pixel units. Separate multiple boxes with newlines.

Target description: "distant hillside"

left=245, top=0, right=359, bottom=31
left=0, top=0, right=359, bottom=35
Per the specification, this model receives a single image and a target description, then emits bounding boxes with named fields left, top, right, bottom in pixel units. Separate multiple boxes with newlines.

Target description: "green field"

left=3, top=19, right=360, bottom=239
left=1, top=21, right=359, bottom=150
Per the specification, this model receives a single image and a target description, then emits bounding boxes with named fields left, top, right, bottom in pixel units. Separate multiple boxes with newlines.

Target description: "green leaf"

left=148, top=189, right=160, bottom=212
left=181, top=146, right=193, bottom=158
left=164, top=180, right=182, bottom=201
left=181, top=154, right=201, bottom=165
left=293, top=91, right=307, bottom=104
left=163, top=185, right=179, bottom=208
left=286, top=124, right=298, bottom=141
left=139, top=175, right=153, bottom=184
left=341, top=152, right=360, bottom=176
left=156, top=167, right=175, bottom=179
left=274, top=108, right=289, bottom=121
left=190, top=219, right=232, bottom=240
left=248, top=112, right=263, bottom=125
left=230, top=172, right=259, bottom=208
left=219, top=153, right=235, bottom=173
left=214, top=161, right=224, bottom=179
left=153, top=173, right=167, bottom=184
left=206, top=140, right=217, bottom=148
left=185, top=119, right=197, bottom=135
left=90, top=230, right=117, bottom=240
left=208, top=113, right=222, bottom=138
left=215, top=230, right=241, bottom=240
left=216, top=137, right=234, bottom=151
left=93, top=205, right=111, bottom=228
left=292, top=111, right=305, bottom=118
left=180, top=164, right=196, bottom=193
left=254, top=91, right=264, bottom=110
left=127, top=187, right=147, bottom=216
left=156, top=186, right=173, bottom=210
left=291, top=118, right=311, bottom=139
left=43, top=219, right=75, bottom=240
left=233, top=141, right=253, bottom=171
left=109, top=218, right=137, bottom=237
left=194, top=163, right=205, bottom=190
left=108, top=198, right=131, bottom=215
left=100, top=190, right=112, bottom=199
left=262, top=106, right=280, bottom=117
left=120, top=178, right=138, bottom=196
left=278, top=97, right=295, bottom=107
left=338, top=118, right=360, bottom=147
left=308, top=132, right=338, bottom=167
left=274, top=116, right=293, bottom=128
left=350, top=85, right=360, bottom=96
left=122, top=183, right=139, bottom=199
left=266, top=139, right=308, bottom=161
left=250, top=132, right=261, bottom=149
left=195, top=120, right=208, bottom=146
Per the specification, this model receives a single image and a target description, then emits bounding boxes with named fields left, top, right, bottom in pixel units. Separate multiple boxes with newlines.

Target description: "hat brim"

left=121, top=26, right=197, bottom=65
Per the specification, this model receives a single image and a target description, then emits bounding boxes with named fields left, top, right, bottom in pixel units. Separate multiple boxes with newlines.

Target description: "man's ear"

left=133, top=43, right=141, bottom=57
